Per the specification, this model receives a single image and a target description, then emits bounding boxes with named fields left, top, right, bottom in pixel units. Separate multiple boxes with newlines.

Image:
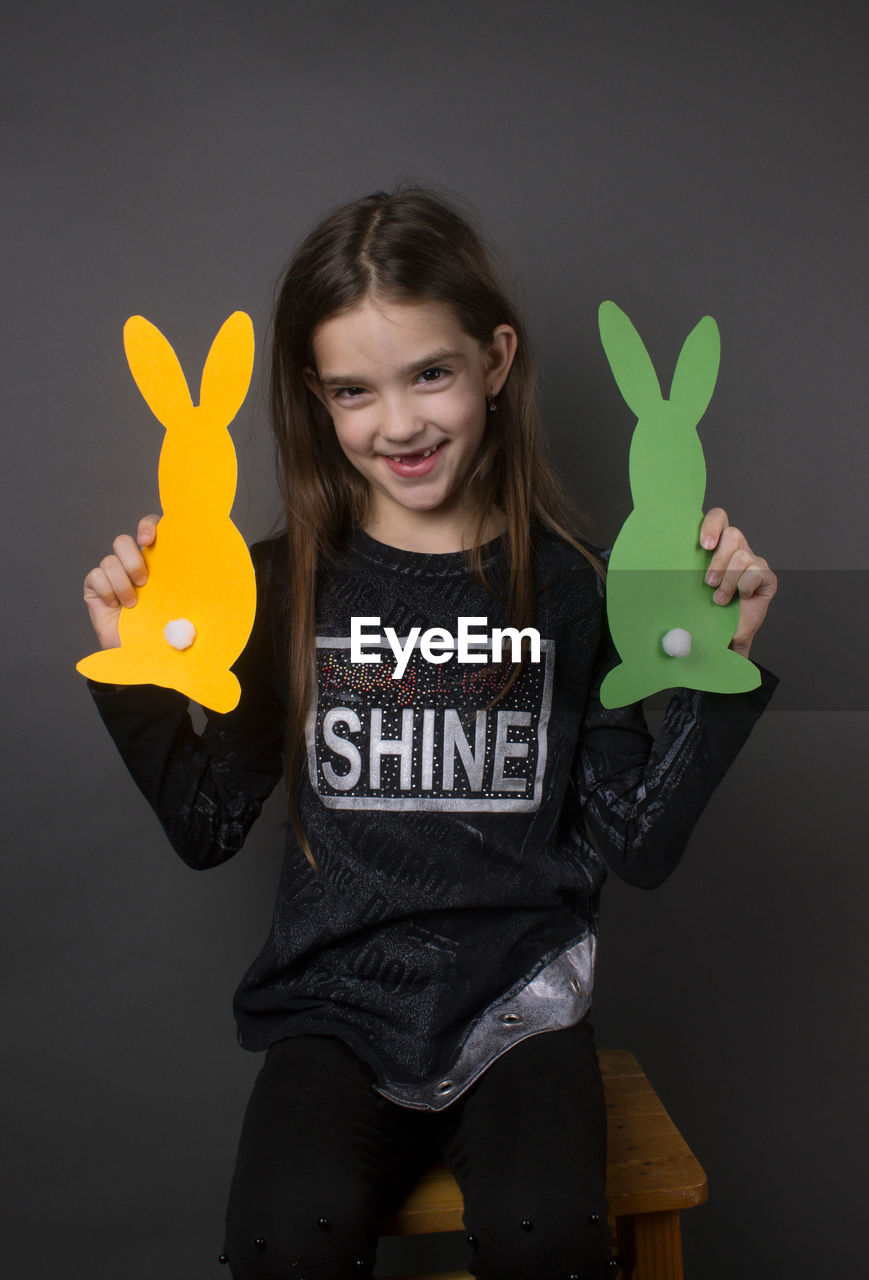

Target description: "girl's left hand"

left=700, top=508, right=778, bottom=659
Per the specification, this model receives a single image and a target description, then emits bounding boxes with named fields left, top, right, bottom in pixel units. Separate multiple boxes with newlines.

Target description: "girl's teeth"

left=391, top=444, right=439, bottom=461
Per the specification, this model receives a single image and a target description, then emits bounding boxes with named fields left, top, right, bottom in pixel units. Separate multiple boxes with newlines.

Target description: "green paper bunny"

left=598, top=301, right=761, bottom=708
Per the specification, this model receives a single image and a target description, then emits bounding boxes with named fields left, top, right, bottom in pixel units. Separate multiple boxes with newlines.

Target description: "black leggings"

left=222, top=1020, right=612, bottom=1280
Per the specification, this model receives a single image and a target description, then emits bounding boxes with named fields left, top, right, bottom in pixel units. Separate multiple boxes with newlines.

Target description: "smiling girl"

left=82, top=187, right=777, bottom=1279
left=301, top=295, right=516, bottom=549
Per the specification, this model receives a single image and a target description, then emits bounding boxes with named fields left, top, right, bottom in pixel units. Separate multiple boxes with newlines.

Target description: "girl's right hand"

left=83, top=515, right=161, bottom=649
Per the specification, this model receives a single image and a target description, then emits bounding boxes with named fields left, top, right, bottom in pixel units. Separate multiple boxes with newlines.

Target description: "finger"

left=705, top=524, right=748, bottom=587
left=735, top=558, right=777, bottom=604
left=712, top=546, right=757, bottom=605
left=734, top=560, right=766, bottom=601
left=112, top=533, right=149, bottom=586
left=137, top=513, right=161, bottom=547
left=83, top=565, right=122, bottom=610
left=700, top=507, right=729, bottom=551
left=98, top=553, right=140, bottom=609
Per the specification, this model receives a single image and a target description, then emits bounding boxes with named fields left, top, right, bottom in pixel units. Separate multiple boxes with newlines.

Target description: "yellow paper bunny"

left=77, top=312, right=257, bottom=712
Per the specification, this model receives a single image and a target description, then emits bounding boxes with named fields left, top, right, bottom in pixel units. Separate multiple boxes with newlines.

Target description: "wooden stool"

left=378, top=1049, right=707, bottom=1280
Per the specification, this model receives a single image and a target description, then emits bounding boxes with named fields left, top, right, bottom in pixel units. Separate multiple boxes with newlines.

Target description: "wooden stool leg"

left=618, top=1209, right=684, bottom=1280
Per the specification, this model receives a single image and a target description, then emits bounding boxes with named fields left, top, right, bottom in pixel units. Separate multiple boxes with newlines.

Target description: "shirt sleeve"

left=573, top=627, right=779, bottom=889
left=86, top=540, right=287, bottom=870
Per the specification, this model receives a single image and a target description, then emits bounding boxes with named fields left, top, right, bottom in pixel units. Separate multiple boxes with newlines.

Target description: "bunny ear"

left=668, top=315, right=720, bottom=417
left=123, top=315, right=194, bottom=427
left=198, top=311, right=255, bottom=425
left=598, top=301, right=663, bottom=417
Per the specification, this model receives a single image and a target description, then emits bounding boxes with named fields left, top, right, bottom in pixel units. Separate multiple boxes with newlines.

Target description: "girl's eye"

left=332, top=368, right=450, bottom=401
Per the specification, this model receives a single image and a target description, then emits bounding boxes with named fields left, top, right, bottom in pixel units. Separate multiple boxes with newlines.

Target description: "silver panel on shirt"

left=374, top=933, right=597, bottom=1111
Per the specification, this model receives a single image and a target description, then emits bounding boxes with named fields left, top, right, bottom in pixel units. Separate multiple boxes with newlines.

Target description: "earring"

left=487, top=394, right=498, bottom=413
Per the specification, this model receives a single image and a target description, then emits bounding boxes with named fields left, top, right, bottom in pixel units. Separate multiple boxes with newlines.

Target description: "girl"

left=82, top=188, right=778, bottom=1280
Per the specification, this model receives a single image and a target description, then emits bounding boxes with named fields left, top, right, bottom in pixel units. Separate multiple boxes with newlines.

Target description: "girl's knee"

left=463, top=1202, right=617, bottom=1280
left=219, top=1230, right=376, bottom=1280
left=223, top=1187, right=379, bottom=1279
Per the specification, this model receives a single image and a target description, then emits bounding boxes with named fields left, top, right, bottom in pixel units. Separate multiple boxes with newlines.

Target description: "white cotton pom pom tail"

left=661, top=627, right=692, bottom=657
left=164, top=618, right=197, bottom=650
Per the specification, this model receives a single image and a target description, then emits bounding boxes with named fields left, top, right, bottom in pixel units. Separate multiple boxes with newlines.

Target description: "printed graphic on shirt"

left=306, top=635, right=554, bottom=811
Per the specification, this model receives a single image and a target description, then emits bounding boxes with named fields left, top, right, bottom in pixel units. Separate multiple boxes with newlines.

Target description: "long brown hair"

left=269, top=186, right=601, bottom=871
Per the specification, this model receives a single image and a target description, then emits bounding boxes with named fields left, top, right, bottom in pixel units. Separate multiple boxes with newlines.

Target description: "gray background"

left=3, top=1, right=867, bottom=1277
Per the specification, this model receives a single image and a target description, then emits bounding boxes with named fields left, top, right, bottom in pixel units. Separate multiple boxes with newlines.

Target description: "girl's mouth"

left=382, top=440, right=446, bottom=477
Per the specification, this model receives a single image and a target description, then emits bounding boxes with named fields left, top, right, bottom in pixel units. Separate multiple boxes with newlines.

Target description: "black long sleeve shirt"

left=89, top=525, right=777, bottom=1108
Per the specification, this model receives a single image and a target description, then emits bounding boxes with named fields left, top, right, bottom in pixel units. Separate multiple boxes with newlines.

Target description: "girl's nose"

left=379, top=397, right=424, bottom=446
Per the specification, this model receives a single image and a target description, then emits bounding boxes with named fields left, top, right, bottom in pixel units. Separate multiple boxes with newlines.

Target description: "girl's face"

left=304, top=295, right=517, bottom=550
